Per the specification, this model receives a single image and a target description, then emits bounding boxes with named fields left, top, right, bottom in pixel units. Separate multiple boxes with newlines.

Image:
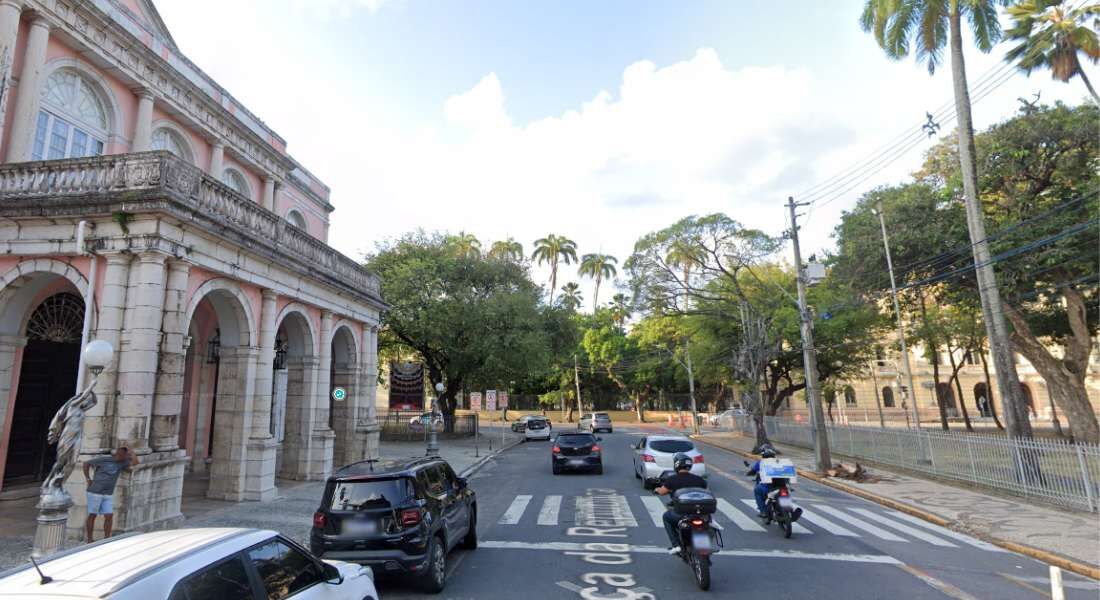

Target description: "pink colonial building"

left=0, top=0, right=384, bottom=537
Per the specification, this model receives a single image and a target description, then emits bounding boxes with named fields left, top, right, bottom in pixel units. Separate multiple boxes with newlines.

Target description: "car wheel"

left=634, top=465, right=641, bottom=479
left=421, top=536, right=447, bottom=593
left=461, top=509, right=478, bottom=549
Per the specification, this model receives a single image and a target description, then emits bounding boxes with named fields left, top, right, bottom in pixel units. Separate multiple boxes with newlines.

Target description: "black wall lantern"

left=206, top=328, right=221, bottom=364
left=273, top=336, right=288, bottom=370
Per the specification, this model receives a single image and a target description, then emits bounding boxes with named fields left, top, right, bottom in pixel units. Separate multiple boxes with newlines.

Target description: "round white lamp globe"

left=435, top=382, right=444, bottom=393
left=83, top=340, right=114, bottom=373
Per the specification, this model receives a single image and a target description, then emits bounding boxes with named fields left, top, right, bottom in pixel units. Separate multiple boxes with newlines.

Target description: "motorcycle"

left=656, top=471, right=724, bottom=591
left=745, top=460, right=803, bottom=539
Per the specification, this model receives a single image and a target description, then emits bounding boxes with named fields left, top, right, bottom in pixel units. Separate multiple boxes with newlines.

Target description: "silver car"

left=632, top=435, right=706, bottom=488
left=579, top=412, right=613, bottom=433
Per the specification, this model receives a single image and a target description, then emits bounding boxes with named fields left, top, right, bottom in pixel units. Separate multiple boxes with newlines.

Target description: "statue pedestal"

left=32, top=491, right=72, bottom=559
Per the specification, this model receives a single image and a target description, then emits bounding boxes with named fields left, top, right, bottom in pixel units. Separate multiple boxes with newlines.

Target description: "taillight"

left=591, top=445, right=601, bottom=453
left=312, top=512, right=326, bottom=529
left=641, top=454, right=655, bottom=463
left=552, top=445, right=561, bottom=453
left=693, top=455, right=704, bottom=463
left=690, top=518, right=705, bottom=530
left=779, top=487, right=789, bottom=497
left=400, top=508, right=422, bottom=527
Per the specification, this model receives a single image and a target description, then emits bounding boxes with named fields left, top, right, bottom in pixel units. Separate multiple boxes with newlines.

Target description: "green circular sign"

left=332, top=387, right=347, bottom=401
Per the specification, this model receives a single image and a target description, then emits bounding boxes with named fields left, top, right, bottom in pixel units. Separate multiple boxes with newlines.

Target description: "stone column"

left=209, top=141, right=224, bottom=177
left=113, top=251, right=168, bottom=453
left=331, top=363, right=361, bottom=468
left=206, top=346, right=258, bottom=502
left=150, top=259, right=190, bottom=451
left=0, top=1, right=24, bottom=150
left=279, top=355, right=317, bottom=480
left=86, top=253, right=133, bottom=453
left=131, top=89, right=154, bottom=152
left=359, top=324, right=382, bottom=461
left=262, top=177, right=275, bottom=211
left=7, top=16, right=49, bottom=162
left=306, top=311, right=333, bottom=478
left=243, top=289, right=277, bottom=500
left=0, top=334, right=25, bottom=453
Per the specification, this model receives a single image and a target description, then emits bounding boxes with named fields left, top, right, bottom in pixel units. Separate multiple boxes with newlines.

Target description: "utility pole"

left=573, top=354, right=583, bottom=422
left=875, top=205, right=921, bottom=429
left=685, top=339, right=699, bottom=434
left=787, top=196, right=831, bottom=472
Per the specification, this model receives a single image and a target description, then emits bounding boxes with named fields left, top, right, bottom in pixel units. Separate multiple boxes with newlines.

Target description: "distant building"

left=0, top=0, right=385, bottom=538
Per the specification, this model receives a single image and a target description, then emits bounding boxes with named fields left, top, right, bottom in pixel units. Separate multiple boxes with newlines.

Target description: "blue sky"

left=158, top=0, right=1094, bottom=308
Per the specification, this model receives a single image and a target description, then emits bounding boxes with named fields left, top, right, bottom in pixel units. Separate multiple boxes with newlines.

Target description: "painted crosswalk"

left=490, top=492, right=999, bottom=552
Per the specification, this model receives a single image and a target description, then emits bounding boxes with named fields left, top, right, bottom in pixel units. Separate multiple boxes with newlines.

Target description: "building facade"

left=0, top=0, right=385, bottom=539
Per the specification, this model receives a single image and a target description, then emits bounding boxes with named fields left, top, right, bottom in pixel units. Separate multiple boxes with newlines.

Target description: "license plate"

left=569, top=459, right=587, bottom=466
left=343, top=520, right=377, bottom=536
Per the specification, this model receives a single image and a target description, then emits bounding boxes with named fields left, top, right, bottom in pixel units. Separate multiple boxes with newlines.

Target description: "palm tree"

left=578, top=253, right=618, bottom=311
left=531, top=234, right=578, bottom=304
left=664, top=240, right=699, bottom=312
left=487, top=238, right=524, bottom=262
left=860, top=0, right=1033, bottom=441
left=559, top=282, right=583, bottom=311
left=1005, top=0, right=1100, bottom=104
left=448, top=232, right=481, bottom=259
left=609, top=293, right=631, bottom=327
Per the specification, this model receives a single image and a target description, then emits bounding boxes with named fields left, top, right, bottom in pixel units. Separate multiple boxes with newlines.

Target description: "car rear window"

left=595, top=413, right=610, bottom=419
left=528, top=419, right=547, bottom=429
left=329, top=478, right=412, bottom=510
left=557, top=434, right=596, bottom=446
left=649, top=440, right=694, bottom=453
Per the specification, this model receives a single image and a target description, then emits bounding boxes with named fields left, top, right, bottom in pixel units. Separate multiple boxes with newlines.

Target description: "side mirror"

left=456, top=476, right=468, bottom=489
left=322, top=562, right=343, bottom=585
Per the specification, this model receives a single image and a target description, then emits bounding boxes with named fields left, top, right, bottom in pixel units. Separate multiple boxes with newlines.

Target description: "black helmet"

left=673, top=453, right=693, bottom=472
left=759, top=446, right=777, bottom=459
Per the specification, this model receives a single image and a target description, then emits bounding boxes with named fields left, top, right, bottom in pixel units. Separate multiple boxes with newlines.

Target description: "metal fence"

left=726, top=415, right=1100, bottom=512
left=378, top=410, right=479, bottom=441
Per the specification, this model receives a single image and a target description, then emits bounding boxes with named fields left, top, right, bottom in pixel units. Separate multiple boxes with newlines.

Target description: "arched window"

left=843, top=385, right=857, bottom=405
left=881, top=386, right=895, bottom=408
left=151, top=127, right=193, bottom=163
left=286, top=209, right=307, bottom=230
left=33, top=68, right=108, bottom=160
left=222, top=168, right=251, bottom=199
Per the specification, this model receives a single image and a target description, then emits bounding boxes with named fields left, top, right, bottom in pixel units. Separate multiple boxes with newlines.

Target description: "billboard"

left=486, top=390, right=497, bottom=411
left=470, top=392, right=482, bottom=411
left=499, top=391, right=508, bottom=409
left=389, top=362, right=424, bottom=411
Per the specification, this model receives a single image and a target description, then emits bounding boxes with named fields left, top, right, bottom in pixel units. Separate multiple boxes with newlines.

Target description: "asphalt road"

left=380, top=425, right=1100, bottom=599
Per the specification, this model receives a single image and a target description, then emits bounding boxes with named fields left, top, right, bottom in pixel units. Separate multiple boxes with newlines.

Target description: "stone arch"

left=0, top=259, right=90, bottom=337
left=329, top=321, right=359, bottom=368
left=273, top=305, right=317, bottom=480
left=183, top=278, right=256, bottom=348
left=275, top=303, right=317, bottom=358
left=328, top=322, right=361, bottom=468
left=40, top=58, right=123, bottom=146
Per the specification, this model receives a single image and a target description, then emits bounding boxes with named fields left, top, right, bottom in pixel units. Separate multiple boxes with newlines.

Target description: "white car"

left=632, top=435, right=706, bottom=488
left=524, top=416, right=552, bottom=441
left=0, top=528, right=377, bottom=600
left=709, top=408, right=746, bottom=427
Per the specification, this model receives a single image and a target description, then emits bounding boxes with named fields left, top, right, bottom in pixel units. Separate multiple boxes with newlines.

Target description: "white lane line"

left=848, top=508, right=957, bottom=548
left=479, top=540, right=901, bottom=564
left=716, top=499, right=766, bottom=532
left=498, top=494, right=532, bottom=525
left=536, top=495, right=561, bottom=526
left=797, top=508, right=860, bottom=537
left=739, top=499, right=813, bottom=534
left=811, top=504, right=909, bottom=542
left=887, top=511, right=1005, bottom=552
left=639, top=496, right=666, bottom=527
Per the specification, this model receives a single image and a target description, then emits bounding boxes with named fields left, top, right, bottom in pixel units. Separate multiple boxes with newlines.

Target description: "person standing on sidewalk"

left=82, top=447, right=138, bottom=542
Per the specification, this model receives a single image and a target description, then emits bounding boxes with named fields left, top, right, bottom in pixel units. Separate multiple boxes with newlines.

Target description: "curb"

left=691, top=435, right=1100, bottom=582
left=458, top=436, right=525, bottom=478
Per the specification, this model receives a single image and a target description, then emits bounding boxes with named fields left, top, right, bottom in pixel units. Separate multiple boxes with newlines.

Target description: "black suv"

left=551, top=432, right=603, bottom=474
left=309, top=457, right=477, bottom=593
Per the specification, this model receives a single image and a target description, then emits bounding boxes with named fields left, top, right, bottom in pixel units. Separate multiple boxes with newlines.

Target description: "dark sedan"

left=551, top=432, right=603, bottom=474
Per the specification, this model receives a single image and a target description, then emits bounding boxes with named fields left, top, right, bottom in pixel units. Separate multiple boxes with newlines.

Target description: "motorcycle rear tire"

left=692, top=553, right=711, bottom=591
left=781, top=516, right=792, bottom=539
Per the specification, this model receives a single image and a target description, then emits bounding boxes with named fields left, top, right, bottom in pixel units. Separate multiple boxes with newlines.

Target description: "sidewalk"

left=0, top=429, right=524, bottom=571
left=694, top=430, right=1100, bottom=575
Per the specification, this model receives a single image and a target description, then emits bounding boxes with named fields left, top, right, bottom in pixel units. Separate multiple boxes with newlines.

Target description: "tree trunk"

left=1077, top=68, right=1100, bottom=105
left=947, top=350, right=973, bottom=431
left=635, top=394, right=645, bottom=423
left=948, top=7, right=1032, bottom=440
left=978, top=346, right=1004, bottom=430
left=1004, top=291, right=1099, bottom=444
left=1046, top=388, right=1065, bottom=439
left=593, top=275, right=602, bottom=312
left=918, top=296, right=950, bottom=430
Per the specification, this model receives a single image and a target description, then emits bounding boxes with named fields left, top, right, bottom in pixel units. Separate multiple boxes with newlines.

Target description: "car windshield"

left=649, top=439, right=694, bottom=453
left=557, top=434, right=596, bottom=447
left=329, top=478, right=412, bottom=510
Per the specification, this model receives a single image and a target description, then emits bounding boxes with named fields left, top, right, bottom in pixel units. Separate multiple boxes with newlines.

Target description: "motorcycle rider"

left=746, top=445, right=778, bottom=518
left=655, top=452, right=707, bottom=555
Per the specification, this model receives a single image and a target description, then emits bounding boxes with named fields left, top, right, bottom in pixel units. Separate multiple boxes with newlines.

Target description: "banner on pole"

left=470, top=392, right=482, bottom=411
left=499, top=391, right=508, bottom=409
left=486, top=390, right=497, bottom=411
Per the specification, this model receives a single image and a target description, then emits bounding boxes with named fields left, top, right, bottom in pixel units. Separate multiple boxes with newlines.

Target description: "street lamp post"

left=426, top=381, right=444, bottom=457
left=33, top=340, right=113, bottom=558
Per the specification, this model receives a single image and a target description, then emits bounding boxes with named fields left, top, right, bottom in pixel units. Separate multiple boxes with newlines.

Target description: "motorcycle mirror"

left=742, top=460, right=750, bottom=467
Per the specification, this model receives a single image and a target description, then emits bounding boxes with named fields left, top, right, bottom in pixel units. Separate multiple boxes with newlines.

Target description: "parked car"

left=709, top=408, right=746, bottom=427
left=407, top=412, right=444, bottom=433
left=310, top=456, right=476, bottom=593
left=578, top=412, right=613, bottom=433
left=632, top=435, right=706, bottom=488
left=524, top=416, right=552, bottom=441
left=0, top=527, right=376, bottom=600
left=552, top=432, right=603, bottom=474
left=511, top=415, right=536, bottom=432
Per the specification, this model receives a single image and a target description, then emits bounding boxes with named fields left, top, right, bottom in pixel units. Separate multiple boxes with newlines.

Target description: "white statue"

left=40, top=383, right=97, bottom=506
